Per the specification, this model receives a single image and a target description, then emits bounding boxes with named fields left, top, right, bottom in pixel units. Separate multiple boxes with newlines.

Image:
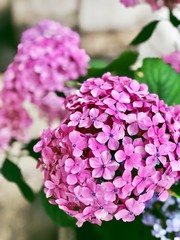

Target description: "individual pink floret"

left=90, top=151, right=119, bottom=180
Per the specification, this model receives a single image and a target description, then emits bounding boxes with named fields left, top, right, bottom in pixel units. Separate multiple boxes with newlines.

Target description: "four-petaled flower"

left=115, top=198, right=145, bottom=221
left=115, top=144, right=142, bottom=170
left=89, top=151, right=119, bottom=180
left=97, top=123, right=124, bottom=150
left=69, top=130, right=87, bottom=157
left=145, top=143, right=172, bottom=166
left=89, top=108, right=108, bottom=128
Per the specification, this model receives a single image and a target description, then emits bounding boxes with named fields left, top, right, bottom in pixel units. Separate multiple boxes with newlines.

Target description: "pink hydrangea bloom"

left=163, top=51, right=180, bottom=73
left=119, top=0, right=180, bottom=10
left=2, top=19, right=89, bottom=123
left=34, top=73, right=180, bottom=226
left=0, top=91, right=32, bottom=151
left=168, top=105, right=180, bottom=173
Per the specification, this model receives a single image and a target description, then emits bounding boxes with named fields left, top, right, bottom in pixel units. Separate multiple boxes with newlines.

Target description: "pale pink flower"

left=90, top=78, right=112, bottom=97
left=94, top=201, right=117, bottom=221
left=97, top=123, right=124, bottom=150
left=113, top=170, right=133, bottom=199
left=115, top=198, right=145, bottom=221
left=132, top=166, right=156, bottom=194
left=68, top=108, right=90, bottom=128
left=89, top=108, right=108, bottom=128
left=89, top=151, right=119, bottom=180
left=44, top=173, right=61, bottom=197
left=115, top=144, right=142, bottom=170
left=76, top=180, right=104, bottom=205
left=88, top=138, right=108, bottom=157
left=69, top=130, right=87, bottom=157
left=145, top=143, right=175, bottom=166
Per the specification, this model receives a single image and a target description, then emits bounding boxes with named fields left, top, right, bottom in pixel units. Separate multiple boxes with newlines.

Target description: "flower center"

left=156, top=153, right=160, bottom=158
left=109, top=133, right=113, bottom=138
left=102, top=164, right=106, bottom=168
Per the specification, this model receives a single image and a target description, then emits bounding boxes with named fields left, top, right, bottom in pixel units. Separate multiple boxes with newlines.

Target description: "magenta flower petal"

left=45, top=180, right=55, bottom=189
left=170, top=160, right=180, bottom=171
left=96, top=132, right=109, bottom=144
left=92, top=168, right=104, bottom=178
left=127, top=122, right=139, bottom=136
left=67, top=174, right=78, bottom=185
left=89, top=157, right=102, bottom=168
left=115, top=209, right=135, bottom=222
left=108, top=138, right=119, bottom=150
left=115, top=150, right=126, bottom=163
left=145, top=144, right=156, bottom=155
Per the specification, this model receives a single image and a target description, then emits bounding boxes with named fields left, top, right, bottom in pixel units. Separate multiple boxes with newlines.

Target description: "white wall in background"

left=79, top=0, right=152, bottom=31
left=11, top=0, right=78, bottom=27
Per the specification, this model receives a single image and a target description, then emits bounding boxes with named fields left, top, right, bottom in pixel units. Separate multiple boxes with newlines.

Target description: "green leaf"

left=135, top=58, right=180, bottom=105
left=24, top=138, right=41, bottom=160
left=1, top=158, right=35, bottom=202
left=78, top=50, right=138, bottom=83
left=77, top=217, right=155, bottom=240
left=105, top=50, right=138, bottom=76
left=40, top=188, right=76, bottom=227
left=169, top=10, right=180, bottom=28
left=89, top=59, right=108, bottom=68
left=170, top=182, right=180, bottom=198
left=131, top=21, right=159, bottom=45
left=55, top=91, right=66, bottom=98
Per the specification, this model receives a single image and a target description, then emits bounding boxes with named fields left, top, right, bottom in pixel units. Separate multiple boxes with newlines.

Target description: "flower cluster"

left=119, top=0, right=180, bottom=10
left=163, top=51, right=180, bottom=73
left=0, top=90, right=32, bottom=151
left=34, top=72, right=180, bottom=227
left=0, top=20, right=89, bottom=151
left=142, top=195, right=180, bottom=240
left=2, top=19, right=89, bottom=122
left=168, top=105, right=180, bottom=175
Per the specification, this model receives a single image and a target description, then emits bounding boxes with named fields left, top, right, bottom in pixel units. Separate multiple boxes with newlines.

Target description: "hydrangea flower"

left=163, top=51, right=180, bottom=73
left=119, top=0, right=180, bottom=10
left=0, top=20, right=89, bottom=151
left=0, top=91, right=32, bottom=151
left=2, top=19, right=89, bottom=122
left=142, top=195, right=180, bottom=240
left=34, top=73, right=180, bottom=226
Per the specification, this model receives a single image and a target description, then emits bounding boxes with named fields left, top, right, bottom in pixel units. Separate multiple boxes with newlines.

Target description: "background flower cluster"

left=0, top=20, right=89, bottom=151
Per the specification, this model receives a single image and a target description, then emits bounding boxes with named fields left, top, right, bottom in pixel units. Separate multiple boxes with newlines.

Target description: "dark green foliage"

left=78, top=51, right=138, bottom=83
left=170, top=182, right=180, bottom=198
left=1, top=158, right=35, bottom=202
left=169, top=10, right=180, bottom=28
left=77, top=217, right=156, bottom=240
left=40, top=188, right=76, bottom=227
left=130, top=21, right=159, bottom=45
left=24, top=138, right=41, bottom=160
